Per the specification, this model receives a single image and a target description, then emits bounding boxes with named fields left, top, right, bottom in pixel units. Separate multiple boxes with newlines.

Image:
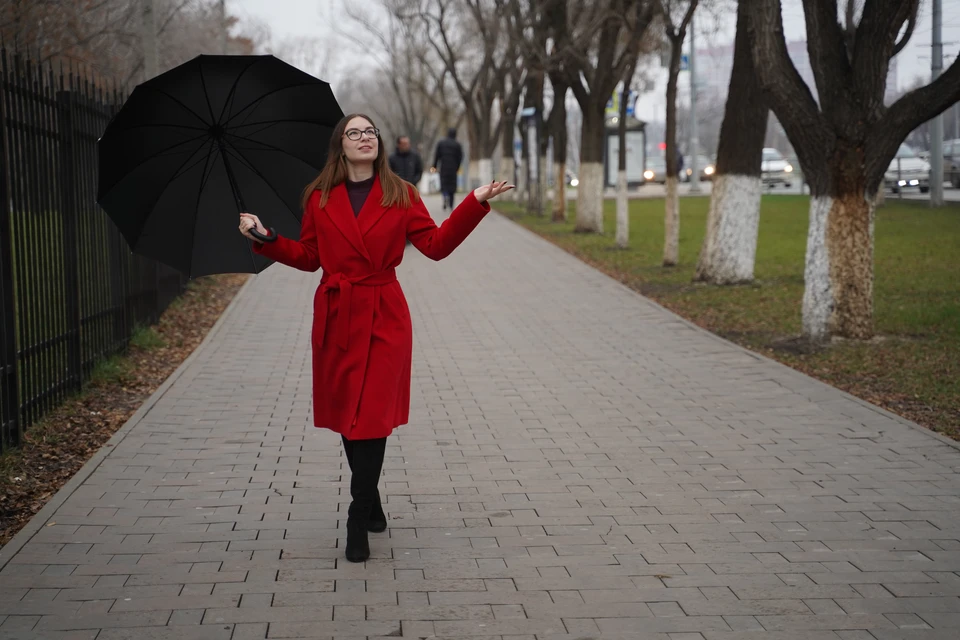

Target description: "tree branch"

left=891, top=1, right=919, bottom=57
left=867, top=53, right=960, bottom=185
left=747, top=0, right=830, bottom=176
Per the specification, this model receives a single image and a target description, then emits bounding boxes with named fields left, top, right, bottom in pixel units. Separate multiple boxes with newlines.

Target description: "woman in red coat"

left=238, top=114, right=513, bottom=562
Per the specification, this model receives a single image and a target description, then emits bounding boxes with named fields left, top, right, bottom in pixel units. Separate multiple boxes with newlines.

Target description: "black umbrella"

left=96, top=54, right=344, bottom=276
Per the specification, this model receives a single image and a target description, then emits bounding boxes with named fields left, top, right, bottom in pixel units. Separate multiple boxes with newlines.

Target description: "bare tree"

left=749, top=0, right=960, bottom=340
left=659, top=0, right=699, bottom=266
left=695, top=0, right=767, bottom=284
left=418, top=0, right=523, bottom=190
left=551, top=0, right=656, bottom=233
left=500, top=0, right=572, bottom=215
left=339, top=0, right=462, bottom=170
left=0, top=0, right=251, bottom=91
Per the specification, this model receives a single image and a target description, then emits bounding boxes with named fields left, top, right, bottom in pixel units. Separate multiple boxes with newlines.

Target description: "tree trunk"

left=802, top=148, right=876, bottom=341
left=538, top=151, right=548, bottom=216
left=616, top=77, right=632, bottom=248
left=695, top=0, right=768, bottom=283
left=553, top=161, right=567, bottom=221
left=501, top=156, right=516, bottom=198
left=576, top=103, right=605, bottom=233
left=663, top=38, right=682, bottom=266
left=697, top=176, right=762, bottom=281
left=475, top=158, right=493, bottom=187
left=616, top=169, right=629, bottom=248
left=549, top=78, right=569, bottom=222
left=664, top=177, right=679, bottom=265
left=500, top=104, right=518, bottom=201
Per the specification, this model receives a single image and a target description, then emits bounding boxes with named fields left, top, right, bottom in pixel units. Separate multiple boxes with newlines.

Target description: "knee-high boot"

left=342, top=437, right=387, bottom=533
left=342, top=436, right=386, bottom=562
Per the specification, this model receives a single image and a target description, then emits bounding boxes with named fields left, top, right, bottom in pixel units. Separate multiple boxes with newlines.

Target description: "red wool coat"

left=252, top=178, right=490, bottom=440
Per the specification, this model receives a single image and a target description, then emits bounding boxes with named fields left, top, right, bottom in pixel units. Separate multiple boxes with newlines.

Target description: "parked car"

left=682, top=155, right=715, bottom=182
left=642, top=156, right=667, bottom=184
left=885, top=143, right=930, bottom=193
left=761, top=147, right=794, bottom=187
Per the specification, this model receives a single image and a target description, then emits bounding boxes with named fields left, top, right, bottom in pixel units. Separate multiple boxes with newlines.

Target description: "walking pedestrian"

left=388, top=135, right=424, bottom=187
left=238, top=114, right=513, bottom=562
left=432, top=127, right=464, bottom=210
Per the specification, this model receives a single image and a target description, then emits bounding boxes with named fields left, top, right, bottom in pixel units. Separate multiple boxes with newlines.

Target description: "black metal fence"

left=0, top=51, right=187, bottom=452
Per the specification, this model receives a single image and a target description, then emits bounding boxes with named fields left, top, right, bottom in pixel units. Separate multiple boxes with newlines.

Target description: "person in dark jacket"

left=388, top=136, right=423, bottom=187
left=432, top=127, right=464, bottom=210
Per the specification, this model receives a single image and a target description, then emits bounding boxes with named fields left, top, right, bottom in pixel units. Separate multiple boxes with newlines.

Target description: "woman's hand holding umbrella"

left=239, top=213, right=271, bottom=242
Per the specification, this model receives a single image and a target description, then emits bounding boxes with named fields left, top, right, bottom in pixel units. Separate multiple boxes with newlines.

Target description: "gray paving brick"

left=0, top=195, right=958, bottom=638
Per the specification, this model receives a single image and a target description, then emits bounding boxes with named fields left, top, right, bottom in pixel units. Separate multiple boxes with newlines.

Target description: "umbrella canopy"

left=97, top=54, right=343, bottom=277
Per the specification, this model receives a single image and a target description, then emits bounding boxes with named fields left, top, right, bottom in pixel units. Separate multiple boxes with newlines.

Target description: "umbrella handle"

left=248, top=227, right=277, bottom=243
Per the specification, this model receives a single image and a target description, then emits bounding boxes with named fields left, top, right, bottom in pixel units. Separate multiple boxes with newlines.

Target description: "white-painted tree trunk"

left=696, top=174, right=762, bottom=283
left=802, top=193, right=877, bottom=340
left=802, top=195, right=833, bottom=340
left=663, top=176, right=679, bottom=266
left=538, top=154, right=548, bottom=212
left=501, top=157, right=516, bottom=201
left=475, top=158, right=493, bottom=188
left=615, top=170, right=629, bottom=248
left=576, top=162, right=604, bottom=233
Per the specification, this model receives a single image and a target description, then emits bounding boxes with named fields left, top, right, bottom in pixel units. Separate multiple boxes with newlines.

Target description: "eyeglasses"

left=344, top=127, right=379, bottom=141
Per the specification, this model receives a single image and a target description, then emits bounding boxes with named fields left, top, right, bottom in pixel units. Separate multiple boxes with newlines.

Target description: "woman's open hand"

left=473, top=180, right=515, bottom=204
left=239, top=213, right=267, bottom=241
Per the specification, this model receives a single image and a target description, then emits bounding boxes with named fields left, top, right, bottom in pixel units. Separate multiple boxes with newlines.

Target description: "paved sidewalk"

left=1, top=195, right=958, bottom=639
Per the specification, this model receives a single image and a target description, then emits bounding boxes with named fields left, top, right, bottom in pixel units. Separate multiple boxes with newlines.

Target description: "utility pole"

left=689, top=12, right=701, bottom=194
left=930, top=0, right=944, bottom=206
left=220, top=0, right=228, bottom=55
left=141, top=0, right=158, bottom=81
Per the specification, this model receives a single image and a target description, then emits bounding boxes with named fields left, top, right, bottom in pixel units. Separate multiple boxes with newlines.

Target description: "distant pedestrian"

left=432, top=127, right=464, bottom=210
left=388, top=135, right=423, bottom=187
left=238, top=113, right=513, bottom=563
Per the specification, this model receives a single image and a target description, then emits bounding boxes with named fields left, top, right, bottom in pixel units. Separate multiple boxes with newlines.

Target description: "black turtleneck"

left=344, top=176, right=375, bottom=217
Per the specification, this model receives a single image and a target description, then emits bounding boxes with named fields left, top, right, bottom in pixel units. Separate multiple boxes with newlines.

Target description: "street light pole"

left=930, top=0, right=944, bottom=206
left=689, top=13, right=701, bottom=194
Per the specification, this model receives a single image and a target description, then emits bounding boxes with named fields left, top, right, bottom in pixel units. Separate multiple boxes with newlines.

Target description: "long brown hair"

left=301, top=113, right=420, bottom=210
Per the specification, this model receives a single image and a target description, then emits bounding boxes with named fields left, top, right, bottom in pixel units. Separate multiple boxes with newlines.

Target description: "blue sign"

left=680, top=54, right=689, bottom=71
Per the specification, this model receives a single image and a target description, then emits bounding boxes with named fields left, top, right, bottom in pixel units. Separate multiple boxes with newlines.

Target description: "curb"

left=493, top=208, right=960, bottom=453
left=0, top=275, right=258, bottom=570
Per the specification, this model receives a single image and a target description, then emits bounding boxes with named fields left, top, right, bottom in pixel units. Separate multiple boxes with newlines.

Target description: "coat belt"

left=318, top=269, right=397, bottom=350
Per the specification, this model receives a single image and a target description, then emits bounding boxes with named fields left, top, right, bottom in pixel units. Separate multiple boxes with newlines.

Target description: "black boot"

left=368, top=492, right=387, bottom=533
left=342, top=436, right=387, bottom=562
left=345, top=519, right=370, bottom=563
left=342, top=436, right=387, bottom=533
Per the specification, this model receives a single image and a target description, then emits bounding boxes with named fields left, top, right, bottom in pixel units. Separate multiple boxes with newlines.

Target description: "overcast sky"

left=229, top=0, right=960, bottom=123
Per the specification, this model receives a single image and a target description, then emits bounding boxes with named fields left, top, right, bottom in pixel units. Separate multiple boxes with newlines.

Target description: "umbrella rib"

left=216, top=57, right=262, bottom=126
left=144, top=86, right=213, bottom=128
left=223, top=82, right=339, bottom=129
left=188, top=143, right=221, bottom=276
left=198, top=58, right=219, bottom=126
left=99, top=132, right=212, bottom=196
left=223, top=129, right=330, bottom=173
left=106, top=122, right=209, bottom=134
left=128, top=139, right=216, bottom=252
left=222, top=142, right=305, bottom=221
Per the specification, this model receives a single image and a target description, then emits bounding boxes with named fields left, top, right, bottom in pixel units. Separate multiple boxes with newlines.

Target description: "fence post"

left=57, top=87, right=83, bottom=393
left=0, top=52, right=21, bottom=450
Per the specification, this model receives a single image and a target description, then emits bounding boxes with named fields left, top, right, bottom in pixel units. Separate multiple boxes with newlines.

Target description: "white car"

left=885, top=143, right=930, bottom=193
left=761, top=148, right=794, bottom=187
